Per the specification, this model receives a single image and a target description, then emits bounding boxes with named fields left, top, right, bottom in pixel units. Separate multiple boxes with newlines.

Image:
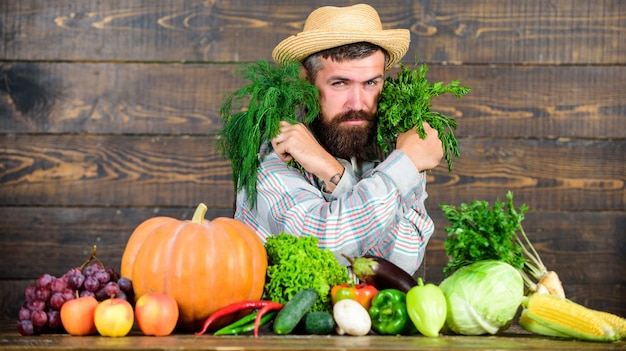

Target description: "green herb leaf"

left=377, top=59, right=471, bottom=172
left=216, top=60, right=320, bottom=207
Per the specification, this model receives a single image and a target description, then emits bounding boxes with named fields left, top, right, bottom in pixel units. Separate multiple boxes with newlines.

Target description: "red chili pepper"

left=331, top=283, right=378, bottom=310
left=195, top=300, right=279, bottom=336
left=253, top=301, right=283, bottom=338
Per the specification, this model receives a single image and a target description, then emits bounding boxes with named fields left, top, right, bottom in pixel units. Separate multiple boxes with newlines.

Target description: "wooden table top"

left=1, top=319, right=624, bottom=351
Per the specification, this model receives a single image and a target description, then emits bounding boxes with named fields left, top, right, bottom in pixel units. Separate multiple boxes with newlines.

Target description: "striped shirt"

left=234, top=146, right=435, bottom=276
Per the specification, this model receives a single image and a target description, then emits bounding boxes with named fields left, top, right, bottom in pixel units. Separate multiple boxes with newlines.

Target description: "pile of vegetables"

left=441, top=191, right=563, bottom=297
left=436, top=192, right=559, bottom=335
left=188, top=224, right=626, bottom=340
left=194, top=235, right=406, bottom=337
left=173, top=192, right=623, bottom=340
left=192, top=230, right=451, bottom=338
left=439, top=191, right=626, bottom=341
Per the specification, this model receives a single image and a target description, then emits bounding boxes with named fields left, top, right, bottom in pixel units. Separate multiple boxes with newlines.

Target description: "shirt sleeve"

left=234, top=149, right=435, bottom=276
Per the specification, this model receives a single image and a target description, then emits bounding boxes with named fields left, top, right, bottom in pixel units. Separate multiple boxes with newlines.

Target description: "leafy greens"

left=217, top=58, right=470, bottom=209
left=377, top=61, right=471, bottom=172
left=264, top=232, right=351, bottom=313
left=439, top=260, right=524, bottom=335
left=440, top=191, right=561, bottom=296
left=216, top=60, right=319, bottom=207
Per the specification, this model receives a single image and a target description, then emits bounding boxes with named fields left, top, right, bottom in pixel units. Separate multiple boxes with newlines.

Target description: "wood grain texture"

left=1, top=136, right=622, bottom=210
left=2, top=0, right=624, bottom=64
left=0, top=135, right=232, bottom=207
left=0, top=62, right=241, bottom=134
left=1, top=320, right=625, bottom=350
left=1, top=63, right=624, bottom=138
left=428, top=138, right=625, bottom=210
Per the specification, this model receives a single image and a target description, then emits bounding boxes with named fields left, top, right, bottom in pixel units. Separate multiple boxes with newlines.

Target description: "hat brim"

left=272, top=29, right=410, bottom=71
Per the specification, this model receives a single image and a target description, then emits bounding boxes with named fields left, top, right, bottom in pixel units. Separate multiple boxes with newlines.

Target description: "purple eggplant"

left=343, top=254, right=417, bottom=293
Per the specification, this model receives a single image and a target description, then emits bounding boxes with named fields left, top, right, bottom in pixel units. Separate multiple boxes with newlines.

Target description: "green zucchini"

left=273, top=288, right=318, bottom=335
left=304, top=311, right=336, bottom=335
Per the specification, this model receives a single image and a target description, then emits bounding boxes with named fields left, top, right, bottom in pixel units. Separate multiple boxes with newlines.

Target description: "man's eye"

left=332, top=81, right=345, bottom=86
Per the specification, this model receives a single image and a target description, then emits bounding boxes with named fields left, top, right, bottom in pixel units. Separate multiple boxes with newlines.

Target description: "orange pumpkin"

left=120, top=203, right=267, bottom=331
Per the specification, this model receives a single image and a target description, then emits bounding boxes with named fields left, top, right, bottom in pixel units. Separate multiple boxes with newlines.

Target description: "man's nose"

left=346, top=87, right=365, bottom=111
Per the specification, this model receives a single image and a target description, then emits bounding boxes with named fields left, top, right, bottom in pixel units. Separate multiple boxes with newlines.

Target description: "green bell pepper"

left=406, top=278, right=447, bottom=337
left=368, top=288, right=415, bottom=335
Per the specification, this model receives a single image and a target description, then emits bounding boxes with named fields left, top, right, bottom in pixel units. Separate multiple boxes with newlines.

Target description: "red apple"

left=94, top=298, right=134, bottom=337
left=60, top=296, right=98, bottom=336
left=134, top=293, right=179, bottom=336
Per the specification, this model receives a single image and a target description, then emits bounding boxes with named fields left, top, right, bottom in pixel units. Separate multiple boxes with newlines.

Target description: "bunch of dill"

left=216, top=60, right=319, bottom=207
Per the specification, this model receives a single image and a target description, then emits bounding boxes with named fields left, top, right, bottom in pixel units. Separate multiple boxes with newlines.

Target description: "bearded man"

left=234, top=4, right=443, bottom=276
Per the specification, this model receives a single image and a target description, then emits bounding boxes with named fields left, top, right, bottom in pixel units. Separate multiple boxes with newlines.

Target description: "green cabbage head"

left=439, top=260, right=524, bottom=335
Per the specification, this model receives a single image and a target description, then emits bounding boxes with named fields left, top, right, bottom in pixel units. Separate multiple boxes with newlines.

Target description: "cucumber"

left=273, top=288, right=318, bottom=335
left=304, top=311, right=336, bottom=335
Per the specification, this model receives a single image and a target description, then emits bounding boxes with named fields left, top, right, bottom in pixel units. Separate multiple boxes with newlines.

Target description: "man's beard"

left=309, top=110, right=378, bottom=160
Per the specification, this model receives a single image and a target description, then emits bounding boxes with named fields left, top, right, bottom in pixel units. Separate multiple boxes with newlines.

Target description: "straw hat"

left=272, top=4, right=410, bottom=71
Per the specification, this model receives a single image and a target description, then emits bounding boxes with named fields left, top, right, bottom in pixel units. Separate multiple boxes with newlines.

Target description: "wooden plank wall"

left=1, top=0, right=624, bottom=320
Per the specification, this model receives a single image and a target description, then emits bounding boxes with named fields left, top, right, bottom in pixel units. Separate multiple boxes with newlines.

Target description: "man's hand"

left=395, top=122, right=444, bottom=172
left=271, top=121, right=344, bottom=191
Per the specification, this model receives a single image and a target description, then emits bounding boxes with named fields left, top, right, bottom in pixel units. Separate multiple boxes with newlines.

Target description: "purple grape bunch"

left=17, top=248, right=134, bottom=336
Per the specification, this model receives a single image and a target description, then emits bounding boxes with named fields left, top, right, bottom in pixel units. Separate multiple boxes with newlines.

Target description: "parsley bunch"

left=441, top=191, right=554, bottom=294
left=441, top=191, right=528, bottom=277
left=217, top=60, right=319, bottom=207
left=377, top=61, right=471, bottom=172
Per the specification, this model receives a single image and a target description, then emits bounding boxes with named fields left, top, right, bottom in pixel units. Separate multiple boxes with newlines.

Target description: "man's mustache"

left=335, top=110, right=376, bottom=123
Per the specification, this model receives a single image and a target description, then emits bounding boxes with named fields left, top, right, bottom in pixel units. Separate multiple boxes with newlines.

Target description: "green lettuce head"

left=439, top=260, right=524, bottom=335
left=264, top=233, right=351, bottom=313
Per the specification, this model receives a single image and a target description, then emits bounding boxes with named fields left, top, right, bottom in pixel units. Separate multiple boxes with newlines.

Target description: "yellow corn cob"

left=519, top=309, right=570, bottom=338
left=596, top=310, right=626, bottom=338
left=524, top=293, right=619, bottom=342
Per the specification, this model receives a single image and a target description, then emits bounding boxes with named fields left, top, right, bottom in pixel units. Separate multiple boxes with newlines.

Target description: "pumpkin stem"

left=192, top=203, right=208, bottom=224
